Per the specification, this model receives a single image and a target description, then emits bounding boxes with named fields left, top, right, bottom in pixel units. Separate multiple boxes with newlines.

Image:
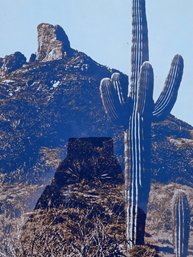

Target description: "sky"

left=0, top=0, right=193, bottom=125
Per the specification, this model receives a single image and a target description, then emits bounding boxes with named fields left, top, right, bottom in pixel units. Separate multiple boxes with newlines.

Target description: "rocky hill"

left=0, top=23, right=193, bottom=256
left=0, top=22, right=192, bottom=185
left=0, top=23, right=127, bottom=185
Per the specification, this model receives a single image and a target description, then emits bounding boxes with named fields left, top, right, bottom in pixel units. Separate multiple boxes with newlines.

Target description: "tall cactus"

left=99, top=0, right=184, bottom=248
left=173, top=191, right=190, bottom=257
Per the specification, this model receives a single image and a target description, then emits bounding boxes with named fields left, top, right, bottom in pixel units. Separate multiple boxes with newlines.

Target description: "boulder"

left=29, top=53, right=36, bottom=63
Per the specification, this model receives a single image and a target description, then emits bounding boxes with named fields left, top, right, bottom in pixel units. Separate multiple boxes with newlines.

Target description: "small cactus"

left=100, top=0, right=184, bottom=248
left=173, top=191, right=190, bottom=257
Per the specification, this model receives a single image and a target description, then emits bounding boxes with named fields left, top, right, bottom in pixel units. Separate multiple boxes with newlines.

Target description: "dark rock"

left=29, top=53, right=36, bottom=63
left=0, top=52, right=26, bottom=77
left=0, top=58, right=3, bottom=69
left=36, top=23, right=71, bottom=62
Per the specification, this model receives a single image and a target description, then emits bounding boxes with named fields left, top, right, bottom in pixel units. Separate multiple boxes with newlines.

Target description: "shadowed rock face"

left=0, top=58, right=3, bottom=68
left=36, top=23, right=71, bottom=62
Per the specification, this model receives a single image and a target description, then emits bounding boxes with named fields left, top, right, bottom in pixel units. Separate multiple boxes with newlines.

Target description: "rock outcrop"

left=36, top=23, right=71, bottom=62
left=0, top=52, right=26, bottom=77
left=0, top=23, right=72, bottom=77
left=0, top=58, right=3, bottom=69
left=29, top=53, right=36, bottom=63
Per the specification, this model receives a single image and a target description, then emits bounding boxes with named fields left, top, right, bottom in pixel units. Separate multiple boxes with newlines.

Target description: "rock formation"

left=0, top=58, right=3, bottom=69
left=36, top=23, right=71, bottom=62
left=0, top=52, right=26, bottom=77
left=29, top=53, right=36, bottom=63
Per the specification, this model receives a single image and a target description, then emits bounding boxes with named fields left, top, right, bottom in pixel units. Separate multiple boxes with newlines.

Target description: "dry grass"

left=128, top=245, right=157, bottom=257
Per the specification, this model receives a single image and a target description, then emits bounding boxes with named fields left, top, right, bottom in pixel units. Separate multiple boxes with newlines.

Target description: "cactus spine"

left=100, top=0, right=184, bottom=248
left=173, top=191, right=190, bottom=257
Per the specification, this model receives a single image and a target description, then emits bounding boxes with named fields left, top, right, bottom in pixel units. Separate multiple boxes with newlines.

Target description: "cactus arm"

left=111, top=72, right=127, bottom=105
left=173, top=191, right=190, bottom=257
left=130, top=0, right=149, bottom=98
left=152, top=55, right=184, bottom=122
left=100, top=74, right=133, bottom=126
left=100, top=77, right=123, bottom=121
left=111, top=73, right=134, bottom=117
left=137, top=62, right=154, bottom=115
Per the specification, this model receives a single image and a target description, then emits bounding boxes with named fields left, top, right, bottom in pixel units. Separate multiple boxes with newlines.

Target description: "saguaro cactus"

left=173, top=191, right=190, bottom=257
left=100, top=0, right=184, bottom=248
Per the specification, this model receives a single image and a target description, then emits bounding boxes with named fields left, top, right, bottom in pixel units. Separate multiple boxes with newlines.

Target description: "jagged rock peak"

left=36, top=23, right=71, bottom=62
left=0, top=52, right=26, bottom=77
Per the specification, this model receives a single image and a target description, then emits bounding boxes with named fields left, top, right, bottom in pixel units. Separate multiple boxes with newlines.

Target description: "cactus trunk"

left=130, top=0, right=149, bottom=99
left=125, top=116, right=150, bottom=246
left=100, top=0, right=184, bottom=249
left=125, top=62, right=153, bottom=246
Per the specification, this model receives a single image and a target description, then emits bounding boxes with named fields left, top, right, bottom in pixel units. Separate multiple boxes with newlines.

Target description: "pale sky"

left=0, top=0, right=193, bottom=125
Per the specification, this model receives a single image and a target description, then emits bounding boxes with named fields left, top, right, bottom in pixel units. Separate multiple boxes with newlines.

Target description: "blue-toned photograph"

left=0, top=1, right=192, bottom=256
